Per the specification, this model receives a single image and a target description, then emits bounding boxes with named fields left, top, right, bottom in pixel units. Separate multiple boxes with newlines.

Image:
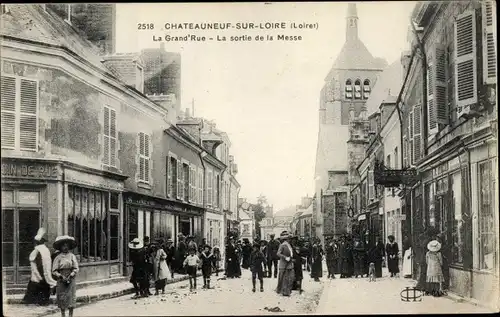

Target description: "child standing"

left=212, top=246, right=221, bottom=277
left=183, top=249, right=201, bottom=291
left=250, top=243, right=265, bottom=293
left=425, top=239, right=444, bottom=297
left=200, top=245, right=214, bottom=289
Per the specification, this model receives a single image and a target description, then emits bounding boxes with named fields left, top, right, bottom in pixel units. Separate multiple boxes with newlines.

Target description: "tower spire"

left=346, top=3, right=359, bottom=42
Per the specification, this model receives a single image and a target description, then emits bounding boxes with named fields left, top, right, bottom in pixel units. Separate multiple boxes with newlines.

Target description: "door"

left=2, top=189, right=41, bottom=284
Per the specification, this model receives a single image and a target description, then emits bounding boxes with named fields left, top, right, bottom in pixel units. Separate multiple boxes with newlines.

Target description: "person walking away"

left=373, top=239, right=385, bottom=278
left=291, top=237, right=304, bottom=293
left=152, top=242, right=171, bottom=295
left=267, top=234, right=280, bottom=278
left=259, top=240, right=269, bottom=277
left=143, top=236, right=154, bottom=295
left=200, top=245, right=214, bottom=289
left=250, top=243, right=266, bottom=292
left=235, top=240, right=243, bottom=277
left=426, top=239, right=445, bottom=297
left=241, top=239, right=252, bottom=269
left=352, top=236, right=366, bottom=278
left=52, top=236, right=78, bottom=317
left=23, top=228, right=57, bottom=305
left=183, top=249, right=201, bottom=291
left=164, top=238, right=176, bottom=279
left=386, top=235, right=400, bottom=277
left=212, top=246, right=221, bottom=277
left=176, top=234, right=188, bottom=274
left=310, top=239, right=323, bottom=281
left=128, top=238, right=149, bottom=298
left=275, top=231, right=295, bottom=296
left=226, top=236, right=238, bottom=278
left=325, top=237, right=334, bottom=279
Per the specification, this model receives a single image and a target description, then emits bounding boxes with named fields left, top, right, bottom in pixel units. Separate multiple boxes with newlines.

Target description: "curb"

left=6, top=270, right=221, bottom=317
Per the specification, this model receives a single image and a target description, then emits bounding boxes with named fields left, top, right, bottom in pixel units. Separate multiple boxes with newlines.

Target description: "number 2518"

left=138, top=23, right=154, bottom=30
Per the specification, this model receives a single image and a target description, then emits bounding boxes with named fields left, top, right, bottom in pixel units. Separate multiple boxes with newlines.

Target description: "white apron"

left=402, top=248, right=412, bottom=277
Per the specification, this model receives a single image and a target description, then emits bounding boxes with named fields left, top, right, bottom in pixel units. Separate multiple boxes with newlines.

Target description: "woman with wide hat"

left=52, top=235, right=78, bottom=317
left=23, top=228, right=57, bottom=305
left=275, top=231, right=295, bottom=296
left=128, top=238, right=149, bottom=298
left=425, top=239, right=445, bottom=297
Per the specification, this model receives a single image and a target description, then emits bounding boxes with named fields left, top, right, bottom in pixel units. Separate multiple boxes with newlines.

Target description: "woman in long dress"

left=23, top=228, right=57, bottom=305
left=275, top=231, right=295, bottom=296
left=52, top=236, right=79, bottom=317
left=310, top=239, right=323, bottom=281
left=426, top=240, right=444, bottom=297
left=152, top=242, right=171, bottom=295
left=385, top=235, right=400, bottom=277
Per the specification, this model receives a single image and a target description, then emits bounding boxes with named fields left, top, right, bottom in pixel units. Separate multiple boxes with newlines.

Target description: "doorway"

left=2, top=189, right=42, bottom=284
left=179, top=217, right=191, bottom=236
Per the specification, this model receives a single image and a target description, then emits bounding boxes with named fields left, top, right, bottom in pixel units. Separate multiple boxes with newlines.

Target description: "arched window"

left=345, top=79, right=353, bottom=99
left=354, top=80, right=361, bottom=99
left=363, top=79, right=371, bottom=99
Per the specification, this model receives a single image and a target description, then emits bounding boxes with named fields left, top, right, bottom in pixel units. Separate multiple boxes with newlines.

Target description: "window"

left=137, top=132, right=150, bottom=183
left=478, top=160, right=496, bottom=270
left=183, top=163, right=189, bottom=201
left=189, top=165, right=196, bottom=203
left=176, top=160, right=182, bottom=200
left=1, top=75, right=39, bottom=151
left=198, top=168, right=203, bottom=205
left=167, top=156, right=178, bottom=198
left=354, top=80, right=361, bottom=99
left=386, top=154, right=391, bottom=169
left=103, top=106, right=117, bottom=167
left=481, top=0, right=497, bottom=85
left=67, top=187, right=118, bottom=263
left=450, top=172, right=464, bottom=264
left=363, top=79, right=371, bottom=99
left=345, top=79, right=353, bottom=99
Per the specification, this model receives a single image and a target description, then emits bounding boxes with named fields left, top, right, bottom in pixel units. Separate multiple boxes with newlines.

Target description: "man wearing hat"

left=164, top=238, right=176, bottom=279
left=128, top=238, right=149, bottom=298
left=23, top=228, right=57, bottom=305
left=225, top=236, right=239, bottom=278
left=266, top=234, right=280, bottom=278
left=176, top=234, right=188, bottom=274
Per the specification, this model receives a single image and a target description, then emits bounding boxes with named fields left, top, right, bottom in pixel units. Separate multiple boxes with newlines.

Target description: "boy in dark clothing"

left=212, top=246, right=221, bottom=276
left=200, top=245, right=214, bottom=289
left=250, top=243, right=265, bottom=292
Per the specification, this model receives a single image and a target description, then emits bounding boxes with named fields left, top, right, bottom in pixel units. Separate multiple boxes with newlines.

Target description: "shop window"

left=1, top=76, right=39, bottom=151
left=68, top=186, right=113, bottom=263
left=110, top=213, right=119, bottom=260
left=2, top=209, right=14, bottom=267
left=478, top=160, right=496, bottom=270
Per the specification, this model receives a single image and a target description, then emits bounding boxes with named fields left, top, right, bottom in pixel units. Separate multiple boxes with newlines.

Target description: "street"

left=41, top=269, right=324, bottom=316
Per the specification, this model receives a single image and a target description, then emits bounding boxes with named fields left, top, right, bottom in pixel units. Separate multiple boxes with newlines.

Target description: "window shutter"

left=454, top=11, right=478, bottom=114
left=435, top=45, right=449, bottom=125
left=199, top=168, right=204, bottom=205
left=139, top=132, right=145, bottom=181
left=482, top=0, right=497, bottom=84
left=109, top=108, right=117, bottom=166
left=368, top=170, right=374, bottom=201
left=167, top=156, right=172, bottom=197
left=402, top=136, right=408, bottom=168
left=103, top=107, right=110, bottom=165
left=413, top=105, right=422, bottom=163
left=176, top=160, right=182, bottom=199
left=409, top=110, right=414, bottom=165
left=208, top=170, right=213, bottom=206
left=427, top=60, right=438, bottom=135
left=19, top=79, right=38, bottom=151
left=144, top=134, right=150, bottom=182
left=1, top=76, right=16, bottom=149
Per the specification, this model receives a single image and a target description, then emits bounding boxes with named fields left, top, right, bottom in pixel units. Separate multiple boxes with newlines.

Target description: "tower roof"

left=347, top=3, right=358, bottom=18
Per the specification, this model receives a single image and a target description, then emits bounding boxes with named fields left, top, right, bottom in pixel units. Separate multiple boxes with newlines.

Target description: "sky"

left=115, top=2, right=415, bottom=211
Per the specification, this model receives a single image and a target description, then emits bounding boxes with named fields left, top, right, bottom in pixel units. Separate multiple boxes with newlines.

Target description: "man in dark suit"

left=266, top=234, right=280, bottom=278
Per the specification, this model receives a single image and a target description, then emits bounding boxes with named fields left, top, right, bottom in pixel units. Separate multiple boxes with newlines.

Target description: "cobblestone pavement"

left=317, top=272, right=495, bottom=315
left=37, top=269, right=324, bottom=316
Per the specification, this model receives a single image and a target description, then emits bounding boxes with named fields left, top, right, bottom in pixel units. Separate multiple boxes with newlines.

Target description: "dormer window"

left=354, top=80, right=362, bottom=99
left=345, top=79, right=353, bottom=99
left=363, top=79, right=371, bottom=99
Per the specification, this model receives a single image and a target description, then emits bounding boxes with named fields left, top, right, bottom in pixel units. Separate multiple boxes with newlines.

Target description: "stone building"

left=314, top=3, right=387, bottom=244
left=399, top=1, right=497, bottom=309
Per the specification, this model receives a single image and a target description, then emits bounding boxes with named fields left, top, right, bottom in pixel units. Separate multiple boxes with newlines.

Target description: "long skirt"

left=402, top=249, right=412, bottom=277
left=311, top=258, right=323, bottom=278
left=353, top=253, right=365, bottom=276
left=276, top=268, right=295, bottom=296
left=56, top=278, right=76, bottom=309
left=387, top=256, right=400, bottom=274
left=374, top=260, right=383, bottom=278
left=23, top=280, right=51, bottom=305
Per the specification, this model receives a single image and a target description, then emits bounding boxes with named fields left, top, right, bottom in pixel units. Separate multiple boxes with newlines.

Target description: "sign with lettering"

left=1, top=161, right=60, bottom=179
left=374, top=168, right=419, bottom=187
left=65, top=169, right=124, bottom=191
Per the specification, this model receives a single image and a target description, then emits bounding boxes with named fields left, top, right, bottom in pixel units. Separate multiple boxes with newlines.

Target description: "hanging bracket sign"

left=374, top=167, right=419, bottom=187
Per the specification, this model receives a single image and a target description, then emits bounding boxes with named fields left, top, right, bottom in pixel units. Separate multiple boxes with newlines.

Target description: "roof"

left=364, top=60, right=404, bottom=115
left=297, top=203, right=313, bottom=217
left=1, top=5, right=118, bottom=78
left=330, top=39, right=388, bottom=72
left=274, top=206, right=297, bottom=217
left=314, top=124, right=349, bottom=179
left=238, top=209, right=251, bottom=221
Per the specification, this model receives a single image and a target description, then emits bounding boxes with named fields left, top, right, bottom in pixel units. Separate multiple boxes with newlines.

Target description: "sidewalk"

left=316, top=269, right=494, bottom=315
left=3, top=271, right=219, bottom=317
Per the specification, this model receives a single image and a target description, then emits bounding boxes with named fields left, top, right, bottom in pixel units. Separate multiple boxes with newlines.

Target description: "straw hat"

left=427, top=240, right=442, bottom=252
left=53, top=235, right=76, bottom=251
left=280, top=231, right=290, bottom=239
left=34, top=228, right=46, bottom=242
left=128, top=238, right=144, bottom=250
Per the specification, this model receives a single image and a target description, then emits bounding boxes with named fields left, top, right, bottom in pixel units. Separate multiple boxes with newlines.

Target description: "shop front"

left=123, top=192, right=204, bottom=275
left=1, top=158, right=127, bottom=285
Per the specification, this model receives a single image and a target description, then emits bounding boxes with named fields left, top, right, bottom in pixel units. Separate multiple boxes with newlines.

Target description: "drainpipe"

left=199, top=150, right=207, bottom=244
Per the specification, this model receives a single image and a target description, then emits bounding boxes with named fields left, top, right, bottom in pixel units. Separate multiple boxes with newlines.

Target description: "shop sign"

left=65, top=169, right=124, bottom=191
left=374, top=168, right=419, bottom=187
left=1, top=161, right=60, bottom=179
